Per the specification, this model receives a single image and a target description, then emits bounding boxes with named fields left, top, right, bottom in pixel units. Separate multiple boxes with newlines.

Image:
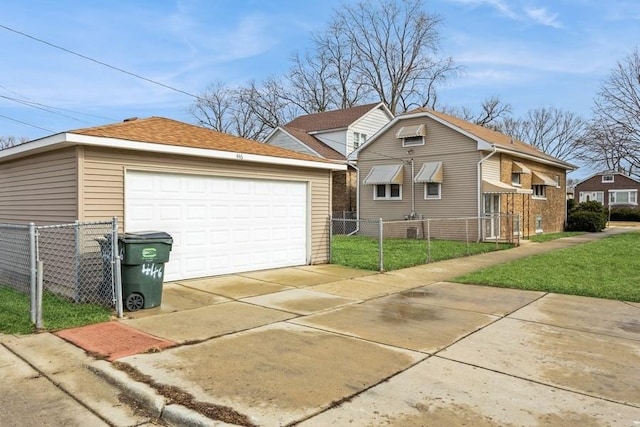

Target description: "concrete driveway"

left=2, top=228, right=639, bottom=426
left=108, top=229, right=640, bottom=426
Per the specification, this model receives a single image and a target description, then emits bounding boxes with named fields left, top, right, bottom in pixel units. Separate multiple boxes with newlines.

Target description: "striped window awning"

left=532, top=171, right=556, bottom=186
left=512, top=161, right=531, bottom=174
left=363, top=164, right=404, bottom=185
left=395, top=124, right=427, bottom=139
left=414, top=161, right=443, bottom=183
left=482, top=179, right=533, bottom=194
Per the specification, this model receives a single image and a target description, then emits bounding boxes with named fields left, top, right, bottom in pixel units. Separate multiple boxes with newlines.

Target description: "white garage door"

left=125, top=171, right=308, bottom=281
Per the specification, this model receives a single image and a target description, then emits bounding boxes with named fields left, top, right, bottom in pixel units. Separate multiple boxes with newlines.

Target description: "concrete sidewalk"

left=2, top=226, right=639, bottom=426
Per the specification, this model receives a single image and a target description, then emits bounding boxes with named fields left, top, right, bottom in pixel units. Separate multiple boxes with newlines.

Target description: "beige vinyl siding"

left=482, top=156, right=501, bottom=181
left=0, top=147, right=78, bottom=224
left=267, top=130, right=319, bottom=157
left=80, top=147, right=332, bottom=264
left=359, top=116, right=480, bottom=220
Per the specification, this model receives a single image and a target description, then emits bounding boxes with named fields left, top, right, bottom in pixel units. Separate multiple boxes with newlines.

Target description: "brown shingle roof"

left=70, top=117, right=336, bottom=164
left=411, top=108, right=574, bottom=169
left=285, top=103, right=383, bottom=132
left=281, top=126, right=345, bottom=161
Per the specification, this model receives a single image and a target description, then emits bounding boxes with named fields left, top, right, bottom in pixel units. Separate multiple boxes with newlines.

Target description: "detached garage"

left=0, top=117, right=345, bottom=281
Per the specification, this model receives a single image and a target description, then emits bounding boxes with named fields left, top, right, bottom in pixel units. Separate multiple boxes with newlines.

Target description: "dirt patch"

left=618, top=319, right=640, bottom=334
left=375, top=401, right=509, bottom=427
left=400, top=289, right=433, bottom=298
left=114, top=362, right=256, bottom=426
left=380, top=300, right=441, bottom=324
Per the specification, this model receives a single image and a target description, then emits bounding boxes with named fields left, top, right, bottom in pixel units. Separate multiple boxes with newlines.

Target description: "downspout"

left=410, top=158, right=415, bottom=217
left=347, top=161, right=360, bottom=235
left=477, top=146, right=497, bottom=240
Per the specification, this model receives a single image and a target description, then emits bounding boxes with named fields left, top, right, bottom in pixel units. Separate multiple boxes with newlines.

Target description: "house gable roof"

left=573, top=171, right=640, bottom=187
left=0, top=117, right=345, bottom=171
left=285, top=102, right=388, bottom=132
left=352, top=107, right=575, bottom=170
left=279, top=126, right=346, bottom=161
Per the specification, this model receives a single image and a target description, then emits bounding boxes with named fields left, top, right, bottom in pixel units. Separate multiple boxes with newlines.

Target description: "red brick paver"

left=55, top=322, right=175, bottom=361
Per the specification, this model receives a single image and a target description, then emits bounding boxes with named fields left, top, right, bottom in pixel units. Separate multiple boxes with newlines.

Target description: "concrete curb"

left=89, top=360, right=165, bottom=418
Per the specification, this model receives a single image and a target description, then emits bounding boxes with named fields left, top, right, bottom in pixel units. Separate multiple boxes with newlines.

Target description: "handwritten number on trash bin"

left=141, top=263, right=163, bottom=279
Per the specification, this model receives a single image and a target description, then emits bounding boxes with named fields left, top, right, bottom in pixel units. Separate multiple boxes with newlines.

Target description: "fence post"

left=36, top=261, right=43, bottom=329
left=74, top=220, right=80, bottom=302
left=427, top=219, right=431, bottom=263
left=29, top=223, right=36, bottom=324
left=465, top=218, right=470, bottom=255
left=112, top=217, right=123, bottom=318
left=329, top=216, right=333, bottom=263
left=378, top=218, right=384, bottom=272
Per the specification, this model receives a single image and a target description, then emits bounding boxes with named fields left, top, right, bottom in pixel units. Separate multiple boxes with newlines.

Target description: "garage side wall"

left=0, top=147, right=78, bottom=224
left=79, top=147, right=332, bottom=264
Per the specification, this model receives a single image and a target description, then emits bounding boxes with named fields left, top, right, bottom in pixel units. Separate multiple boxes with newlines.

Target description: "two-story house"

left=264, top=102, right=393, bottom=212
left=574, top=171, right=640, bottom=209
left=351, top=108, right=576, bottom=240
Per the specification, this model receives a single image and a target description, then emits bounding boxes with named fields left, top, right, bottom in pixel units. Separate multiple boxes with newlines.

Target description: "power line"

left=0, top=114, right=54, bottom=132
left=0, top=85, right=116, bottom=121
left=0, top=23, right=202, bottom=100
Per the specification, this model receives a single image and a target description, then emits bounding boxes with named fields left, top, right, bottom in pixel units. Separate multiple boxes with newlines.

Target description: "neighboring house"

left=264, top=102, right=393, bottom=212
left=0, top=117, right=346, bottom=281
left=351, top=108, right=576, bottom=239
left=574, top=171, right=640, bottom=209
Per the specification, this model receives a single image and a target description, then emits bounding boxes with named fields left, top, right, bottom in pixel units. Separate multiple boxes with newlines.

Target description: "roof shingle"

left=285, top=103, right=382, bottom=132
left=70, top=117, right=337, bottom=164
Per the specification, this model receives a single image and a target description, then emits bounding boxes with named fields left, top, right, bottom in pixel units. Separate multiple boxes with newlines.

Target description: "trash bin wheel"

left=125, top=293, right=145, bottom=311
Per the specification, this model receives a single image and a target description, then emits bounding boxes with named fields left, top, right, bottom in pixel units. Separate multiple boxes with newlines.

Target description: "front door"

left=484, top=194, right=501, bottom=239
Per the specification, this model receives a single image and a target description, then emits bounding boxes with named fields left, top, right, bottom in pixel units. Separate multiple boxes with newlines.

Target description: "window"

left=511, top=173, right=521, bottom=186
left=424, top=183, right=441, bottom=199
left=532, top=185, right=546, bottom=199
left=402, top=136, right=424, bottom=147
left=609, top=190, right=638, bottom=205
left=602, top=174, right=614, bottom=183
left=374, top=184, right=402, bottom=200
left=535, top=215, right=543, bottom=233
left=579, top=191, right=604, bottom=204
left=353, top=132, right=367, bottom=149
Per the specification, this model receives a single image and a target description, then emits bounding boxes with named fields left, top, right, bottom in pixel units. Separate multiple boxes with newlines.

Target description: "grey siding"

left=0, top=147, right=78, bottom=224
left=267, top=130, right=319, bottom=157
left=359, top=116, right=480, bottom=220
left=316, top=129, right=346, bottom=155
left=80, top=147, right=332, bottom=264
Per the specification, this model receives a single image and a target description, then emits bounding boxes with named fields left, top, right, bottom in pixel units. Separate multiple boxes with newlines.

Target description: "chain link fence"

left=330, top=214, right=520, bottom=272
left=0, top=219, right=122, bottom=329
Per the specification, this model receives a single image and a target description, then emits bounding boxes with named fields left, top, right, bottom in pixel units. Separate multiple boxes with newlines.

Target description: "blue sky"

left=1, top=0, right=639, bottom=171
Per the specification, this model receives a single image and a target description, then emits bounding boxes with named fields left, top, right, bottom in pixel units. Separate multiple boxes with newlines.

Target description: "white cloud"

left=525, top=7, right=562, bottom=28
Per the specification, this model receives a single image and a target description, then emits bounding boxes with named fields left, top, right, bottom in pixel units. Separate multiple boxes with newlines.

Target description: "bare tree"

left=580, top=48, right=640, bottom=178
left=0, top=135, right=27, bottom=150
left=331, top=0, right=458, bottom=114
left=442, top=96, right=512, bottom=127
left=498, top=107, right=587, bottom=162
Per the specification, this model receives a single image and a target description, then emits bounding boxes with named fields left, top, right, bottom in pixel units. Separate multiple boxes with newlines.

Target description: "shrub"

left=567, top=201, right=607, bottom=232
left=609, top=207, right=640, bottom=222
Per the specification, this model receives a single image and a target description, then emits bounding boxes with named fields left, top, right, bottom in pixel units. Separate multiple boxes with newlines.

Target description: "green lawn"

left=455, top=232, right=640, bottom=302
left=0, top=286, right=112, bottom=334
left=331, top=235, right=513, bottom=271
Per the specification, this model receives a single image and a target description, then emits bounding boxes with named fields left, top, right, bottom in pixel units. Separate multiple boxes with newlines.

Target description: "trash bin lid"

left=119, top=231, right=173, bottom=243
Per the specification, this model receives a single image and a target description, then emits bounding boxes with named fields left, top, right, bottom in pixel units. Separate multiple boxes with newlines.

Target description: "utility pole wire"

left=0, top=23, right=202, bottom=100
left=0, top=114, right=54, bottom=132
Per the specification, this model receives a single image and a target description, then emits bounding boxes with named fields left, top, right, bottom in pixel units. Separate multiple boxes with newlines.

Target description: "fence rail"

left=330, top=214, right=520, bottom=272
left=0, top=219, right=122, bottom=329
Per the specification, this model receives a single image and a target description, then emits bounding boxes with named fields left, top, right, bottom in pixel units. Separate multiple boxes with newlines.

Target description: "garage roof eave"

left=0, top=133, right=347, bottom=171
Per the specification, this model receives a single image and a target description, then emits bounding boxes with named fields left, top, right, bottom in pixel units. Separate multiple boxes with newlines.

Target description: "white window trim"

left=535, top=215, right=543, bottom=234
left=424, top=182, right=441, bottom=200
left=511, top=172, right=521, bottom=187
left=374, top=184, right=403, bottom=200
left=353, top=131, right=367, bottom=149
left=532, top=184, right=546, bottom=200
left=602, top=174, right=615, bottom=183
left=402, top=136, right=425, bottom=147
left=608, top=189, right=638, bottom=206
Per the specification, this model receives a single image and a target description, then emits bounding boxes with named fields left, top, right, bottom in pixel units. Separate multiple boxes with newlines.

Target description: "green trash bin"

left=118, top=231, right=173, bottom=311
